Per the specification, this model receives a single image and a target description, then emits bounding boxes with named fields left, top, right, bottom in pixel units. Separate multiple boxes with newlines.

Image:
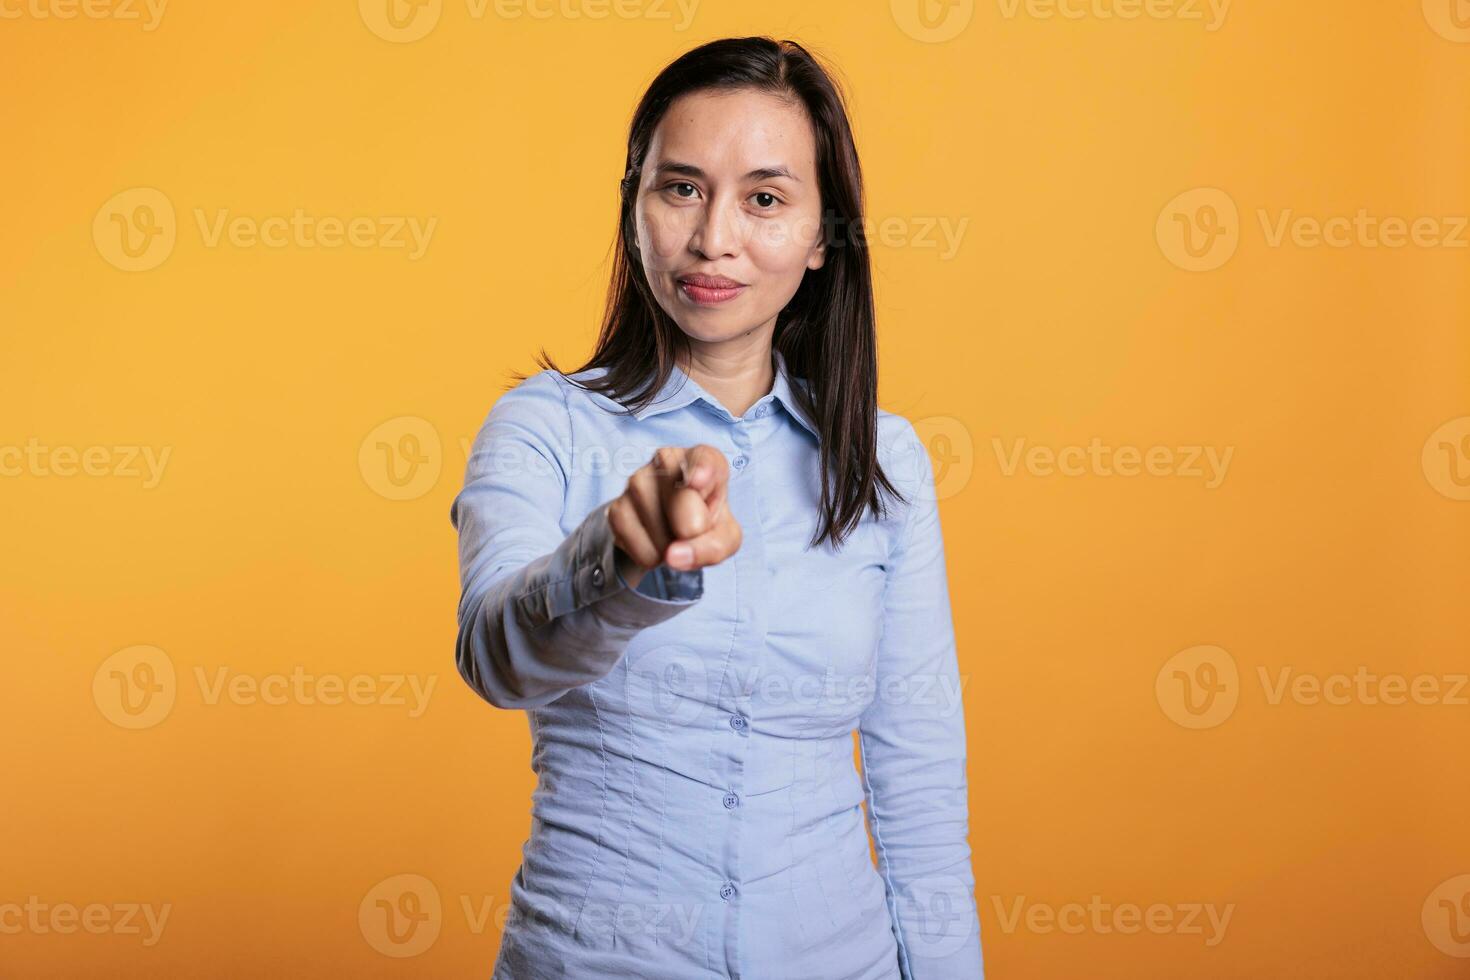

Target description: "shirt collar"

left=632, top=349, right=819, bottom=440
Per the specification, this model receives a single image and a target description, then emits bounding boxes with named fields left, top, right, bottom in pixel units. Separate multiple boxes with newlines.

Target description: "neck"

left=677, top=330, right=776, bottom=420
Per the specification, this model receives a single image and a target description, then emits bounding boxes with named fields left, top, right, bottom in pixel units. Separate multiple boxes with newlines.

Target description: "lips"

left=677, top=273, right=746, bottom=305
left=679, top=273, right=744, bottom=289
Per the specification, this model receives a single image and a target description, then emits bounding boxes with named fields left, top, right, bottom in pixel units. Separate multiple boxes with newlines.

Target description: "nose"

left=690, top=194, right=742, bottom=259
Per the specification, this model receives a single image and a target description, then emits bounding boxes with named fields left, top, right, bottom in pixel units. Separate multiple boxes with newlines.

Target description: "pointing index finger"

left=677, top=444, right=729, bottom=501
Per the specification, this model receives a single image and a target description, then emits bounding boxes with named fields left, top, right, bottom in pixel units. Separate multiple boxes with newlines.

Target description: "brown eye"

left=752, top=192, right=779, bottom=209
left=669, top=182, right=697, bottom=199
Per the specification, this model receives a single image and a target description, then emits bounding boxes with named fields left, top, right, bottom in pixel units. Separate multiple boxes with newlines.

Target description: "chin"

left=672, top=321, right=741, bottom=344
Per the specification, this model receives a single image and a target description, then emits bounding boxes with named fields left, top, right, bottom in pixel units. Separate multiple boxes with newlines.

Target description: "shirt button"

left=732, top=455, right=747, bottom=470
left=722, top=792, right=739, bottom=809
left=728, top=714, right=747, bottom=733
left=591, top=566, right=604, bottom=587
left=719, top=882, right=736, bottom=900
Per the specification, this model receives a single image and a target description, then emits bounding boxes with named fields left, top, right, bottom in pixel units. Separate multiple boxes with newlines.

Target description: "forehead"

left=647, top=87, right=816, bottom=177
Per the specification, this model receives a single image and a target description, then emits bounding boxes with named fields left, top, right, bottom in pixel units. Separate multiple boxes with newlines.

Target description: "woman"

left=451, top=36, right=984, bottom=980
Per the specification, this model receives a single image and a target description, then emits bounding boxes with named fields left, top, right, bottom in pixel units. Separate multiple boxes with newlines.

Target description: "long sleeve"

left=857, top=422, right=985, bottom=979
left=450, top=370, right=703, bottom=710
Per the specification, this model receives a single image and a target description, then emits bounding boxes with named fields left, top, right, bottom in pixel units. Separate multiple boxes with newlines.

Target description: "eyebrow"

left=650, top=160, right=801, bottom=183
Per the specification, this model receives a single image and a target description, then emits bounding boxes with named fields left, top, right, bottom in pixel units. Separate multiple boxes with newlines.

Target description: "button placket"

left=730, top=426, right=751, bottom=476
left=715, top=437, right=757, bottom=936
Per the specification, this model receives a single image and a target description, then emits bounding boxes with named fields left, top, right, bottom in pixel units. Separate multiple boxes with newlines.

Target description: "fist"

left=606, top=444, right=743, bottom=587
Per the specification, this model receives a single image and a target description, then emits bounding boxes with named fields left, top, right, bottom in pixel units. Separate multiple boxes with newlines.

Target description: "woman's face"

left=634, top=87, right=827, bottom=346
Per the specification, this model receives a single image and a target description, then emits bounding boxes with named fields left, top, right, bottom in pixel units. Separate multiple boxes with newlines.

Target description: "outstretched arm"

left=450, top=371, right=702, bottom=710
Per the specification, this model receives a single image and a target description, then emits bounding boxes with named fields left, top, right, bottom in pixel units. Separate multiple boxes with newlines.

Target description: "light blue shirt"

left=451, top=349, right=984, bottom=979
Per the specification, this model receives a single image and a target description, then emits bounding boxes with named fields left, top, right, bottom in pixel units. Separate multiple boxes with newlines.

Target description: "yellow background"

left=3, top=1, right=1468, bottom=977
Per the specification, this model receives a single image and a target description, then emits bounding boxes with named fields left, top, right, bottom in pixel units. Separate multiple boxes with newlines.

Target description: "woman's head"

left=615, top=37, right=867, bottom=361
left=632, top=85, right=827, bottom=349
left=533, top=36, right=900, bottom=548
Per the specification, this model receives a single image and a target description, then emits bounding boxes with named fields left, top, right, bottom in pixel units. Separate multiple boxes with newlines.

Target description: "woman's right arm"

left=450, top=370, right=703, bottom=710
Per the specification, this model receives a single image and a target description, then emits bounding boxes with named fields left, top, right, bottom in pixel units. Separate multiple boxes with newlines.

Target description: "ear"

left=806, top=239, right=826, bottom=271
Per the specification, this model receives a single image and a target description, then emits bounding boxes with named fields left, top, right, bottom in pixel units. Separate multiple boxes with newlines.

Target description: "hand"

left=606, top=444, right=743, bottom=589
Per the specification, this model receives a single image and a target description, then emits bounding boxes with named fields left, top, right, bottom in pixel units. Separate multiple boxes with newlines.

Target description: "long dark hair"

left=517, top=36, right=902, bottom=549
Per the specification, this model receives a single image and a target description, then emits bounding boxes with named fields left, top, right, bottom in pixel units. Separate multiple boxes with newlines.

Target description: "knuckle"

left=628, top=467, right=656, bottom=499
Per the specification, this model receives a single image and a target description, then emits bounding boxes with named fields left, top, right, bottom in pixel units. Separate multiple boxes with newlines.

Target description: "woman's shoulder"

left=875, top=408, right=926, bottom=474
left=484, top=369, right=567, bottom=423
left=490, top=365, right=615, bottom=412
left=873, top=407, right=940, bottom=533
left=502, top=365, right=626, bottom=412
